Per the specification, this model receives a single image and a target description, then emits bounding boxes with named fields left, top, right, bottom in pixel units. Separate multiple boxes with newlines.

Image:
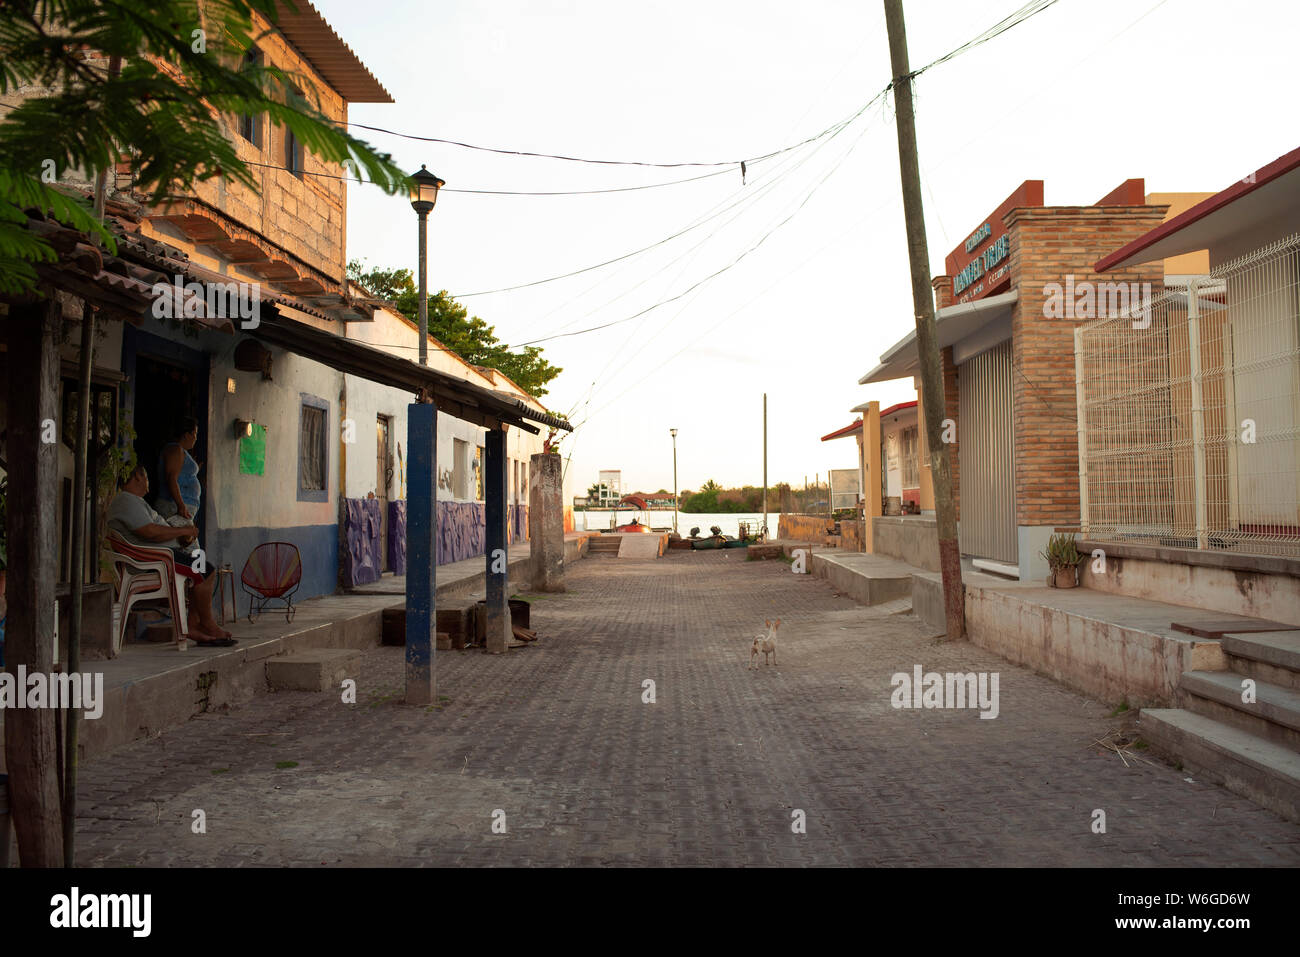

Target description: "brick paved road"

left=73, top=552, right=1300, bottom=866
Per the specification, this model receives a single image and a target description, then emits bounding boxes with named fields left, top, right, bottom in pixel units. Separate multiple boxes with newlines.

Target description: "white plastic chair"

left=105, top=531, right=190, bottom=654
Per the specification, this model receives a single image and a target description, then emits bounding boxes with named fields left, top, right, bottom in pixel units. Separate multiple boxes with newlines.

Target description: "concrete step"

left=1222, top=631, right=1300, bottom=691
left=1179, top=670, right=1300, bottom=751
left=1139, top=708, right=1300, bottom=824
left=809, top=552, right=914, bottom=607
left=266, top=649, right=362, bottom=692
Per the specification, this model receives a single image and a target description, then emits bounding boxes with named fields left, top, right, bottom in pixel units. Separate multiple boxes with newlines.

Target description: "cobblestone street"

left=73, top=553, right=1300, bottom=866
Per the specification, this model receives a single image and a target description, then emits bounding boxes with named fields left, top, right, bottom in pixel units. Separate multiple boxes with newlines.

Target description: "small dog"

left=749, top=619, right=780, bottom=669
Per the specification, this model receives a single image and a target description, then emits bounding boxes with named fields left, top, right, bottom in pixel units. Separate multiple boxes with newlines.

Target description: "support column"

left=528, top=451, right=566, bottom=592
left=404, top=401, right=437, bottom=705
left=3, top=299, right=65, bottom=866
left=484, top=426, right=510, bottom=654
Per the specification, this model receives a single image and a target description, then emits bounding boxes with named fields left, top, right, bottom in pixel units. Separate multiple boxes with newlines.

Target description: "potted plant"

left=1040, top=532, right=1083, bottom=588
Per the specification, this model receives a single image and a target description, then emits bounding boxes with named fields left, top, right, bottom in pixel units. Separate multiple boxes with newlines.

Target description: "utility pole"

left=884, top=0, right=965, bottom=639
left=761, top=393, right=768, bottom=539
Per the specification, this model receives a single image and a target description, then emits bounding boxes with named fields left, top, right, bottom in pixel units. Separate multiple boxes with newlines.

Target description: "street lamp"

left=408, top=165, right=445, bottom=366
left=670, top=428, right=678, bottom=534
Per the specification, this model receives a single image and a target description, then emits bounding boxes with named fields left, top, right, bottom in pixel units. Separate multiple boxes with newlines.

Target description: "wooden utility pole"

left=4, top=298, right=66, bottom=866
left=883, top=0, right=965, bottom=638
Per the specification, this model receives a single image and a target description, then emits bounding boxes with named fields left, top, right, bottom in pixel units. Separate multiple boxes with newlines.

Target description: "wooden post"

left=3, top=298, right=66, bottom=865
left=63, top=300, right=96, bottom=866
left=884, top=0, right=965, bottom=638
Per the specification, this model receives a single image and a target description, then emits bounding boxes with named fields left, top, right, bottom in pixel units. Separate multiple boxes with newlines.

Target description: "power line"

left=511, top=92, right=880, bottom=340
left=512, top=91, right=884, bottom=349
left=237, top=156, right=738, bottom=195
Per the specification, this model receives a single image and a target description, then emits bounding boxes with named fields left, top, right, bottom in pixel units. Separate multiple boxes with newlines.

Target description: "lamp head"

left=409, top=164, right=445, bottom=213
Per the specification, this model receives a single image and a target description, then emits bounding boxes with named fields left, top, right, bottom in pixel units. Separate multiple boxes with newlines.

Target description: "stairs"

left=1141, top=630, right=1300, bottom=822
left=587, top=534, right=622, bottom=557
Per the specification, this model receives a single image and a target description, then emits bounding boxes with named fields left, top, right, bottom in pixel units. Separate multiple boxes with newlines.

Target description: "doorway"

left=122, top=328, right=210, bottom=535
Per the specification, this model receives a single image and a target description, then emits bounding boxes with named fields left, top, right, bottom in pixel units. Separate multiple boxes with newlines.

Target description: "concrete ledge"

left=965, top=586, right=1226, bottom=707
left=267, top=649, right=362, bottom=692
left=810, top=552, right=913, bottom=607
left=911, top=573, right=945, bottom=633
left=1179, top=671, right=1300, bottom=750
left=1140, top=708, right=1300, bottom=824
left=1080, top=546, right=1300, bottom=626
left=872, top=515, right=939, bottom=572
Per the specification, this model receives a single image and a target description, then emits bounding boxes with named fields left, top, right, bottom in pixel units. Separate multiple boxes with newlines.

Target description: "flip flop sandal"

left=192, top=636, right=238, bottom=647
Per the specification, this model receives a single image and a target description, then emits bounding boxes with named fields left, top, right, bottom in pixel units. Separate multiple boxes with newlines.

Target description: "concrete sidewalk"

left=0, top=533, right=593, bottom=771
left=809, top=548, right=1228, bottom=708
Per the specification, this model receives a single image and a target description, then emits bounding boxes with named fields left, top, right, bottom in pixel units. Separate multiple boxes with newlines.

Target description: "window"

left=284, top=85, right=304, bottom=176
left=453, top=438, right=470, bottom=499
left=298, top=396, right=328, bottom=501
left=285, top=126, right=303, bottom=177
left=901, top=426, right=920, bottom=489
left=237, top=48, right=263, bottom=147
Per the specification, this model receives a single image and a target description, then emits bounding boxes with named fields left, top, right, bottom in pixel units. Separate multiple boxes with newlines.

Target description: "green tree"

left=0, top=0, right=410, bottom=294
left=348, top=260, right=562, bottom=398
left=0, top=0, right=410, bottom=869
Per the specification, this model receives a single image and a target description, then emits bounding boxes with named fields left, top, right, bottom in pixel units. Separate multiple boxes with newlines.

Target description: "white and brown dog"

left=749, top=619, right=780, bottom=669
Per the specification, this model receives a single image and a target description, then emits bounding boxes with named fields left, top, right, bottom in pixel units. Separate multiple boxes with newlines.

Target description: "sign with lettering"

left=945, top=180, right=1043, bottom=303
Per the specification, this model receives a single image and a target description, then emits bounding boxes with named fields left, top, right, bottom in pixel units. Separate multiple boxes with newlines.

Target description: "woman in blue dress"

left=157, top=416, right=202, bottom=522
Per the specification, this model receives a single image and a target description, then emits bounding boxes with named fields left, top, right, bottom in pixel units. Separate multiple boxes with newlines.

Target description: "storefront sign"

left=945, top=180, right=1044, bottom=303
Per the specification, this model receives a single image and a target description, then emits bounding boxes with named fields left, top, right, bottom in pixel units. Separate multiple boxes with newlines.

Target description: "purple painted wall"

left=345, top=500, right=528, bottom=573
left=388, top=500, right=407, bottom=575
left=343, top=498, right=383, bottom=586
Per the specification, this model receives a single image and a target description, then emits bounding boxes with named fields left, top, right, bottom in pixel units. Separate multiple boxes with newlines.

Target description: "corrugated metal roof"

left=272, top=0, right=393, bottom=103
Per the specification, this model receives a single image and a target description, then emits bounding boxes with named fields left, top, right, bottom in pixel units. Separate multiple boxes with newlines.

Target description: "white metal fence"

left=1075, top=232, right=1300, bottom=556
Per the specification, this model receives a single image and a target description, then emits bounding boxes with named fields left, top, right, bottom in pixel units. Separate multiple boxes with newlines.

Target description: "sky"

left=318, top=0, right=1300, bottom=497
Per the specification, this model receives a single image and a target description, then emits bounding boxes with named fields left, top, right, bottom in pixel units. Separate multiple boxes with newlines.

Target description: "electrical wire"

left=237, top=156, right=738, bottom=195
left=511, top=88, right=885, bottom=349
left=511, top=89, right=882, bottom=341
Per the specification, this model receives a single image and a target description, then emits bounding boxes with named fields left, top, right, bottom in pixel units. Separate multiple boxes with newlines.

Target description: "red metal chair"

left=241, top=542, right=302, bottom=623
left=104, top=531, right=191, bottom=654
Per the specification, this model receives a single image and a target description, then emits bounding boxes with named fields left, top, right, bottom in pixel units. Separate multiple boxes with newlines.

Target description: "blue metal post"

left=484, top=426, right=510, bottom=654
left=405, top=401, right=437, bottom=703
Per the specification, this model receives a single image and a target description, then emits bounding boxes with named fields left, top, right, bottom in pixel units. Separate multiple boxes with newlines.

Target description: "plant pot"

left=1053, top=566, right=1079, bottom=588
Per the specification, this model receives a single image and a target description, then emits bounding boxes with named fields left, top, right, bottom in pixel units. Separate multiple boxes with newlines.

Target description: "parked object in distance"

left=615, top=517, right=654, bottom=533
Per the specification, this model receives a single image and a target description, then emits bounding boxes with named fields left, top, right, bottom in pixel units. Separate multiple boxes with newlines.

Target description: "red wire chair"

left=240, top=542, right=302, bottom=623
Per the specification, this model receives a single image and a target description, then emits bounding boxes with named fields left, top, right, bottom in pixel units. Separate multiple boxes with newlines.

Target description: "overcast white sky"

left=319, top=0, right=1299, bottom=496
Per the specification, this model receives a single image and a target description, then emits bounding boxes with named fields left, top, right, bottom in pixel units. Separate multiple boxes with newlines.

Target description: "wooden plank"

left=1171, top=617, right=1300, bottom=639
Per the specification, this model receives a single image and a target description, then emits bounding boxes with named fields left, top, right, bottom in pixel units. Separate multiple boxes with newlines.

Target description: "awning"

left=1095, top=145, right=1300, bottom=271
left=820, top=421, right=862, bottom=442
left=250, top=309, right=572, bottom=434
left=859, top=290, right=1018, bottom=385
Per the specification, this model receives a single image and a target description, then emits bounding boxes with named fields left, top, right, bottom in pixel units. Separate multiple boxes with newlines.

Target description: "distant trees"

left=680, top=480, right=773, bottom=513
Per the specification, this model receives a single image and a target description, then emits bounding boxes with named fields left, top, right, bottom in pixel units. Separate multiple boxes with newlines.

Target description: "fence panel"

left=1076, top=233, right=1300, bottom=556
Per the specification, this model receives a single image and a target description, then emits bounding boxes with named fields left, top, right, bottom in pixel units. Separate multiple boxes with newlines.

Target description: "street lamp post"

left=408, top=165, right=445, bottom=366
left=670, top=428, right=678, bottom=534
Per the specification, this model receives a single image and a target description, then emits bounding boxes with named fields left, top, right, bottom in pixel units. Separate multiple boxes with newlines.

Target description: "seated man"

left=107, top=464, right=234, bottom=646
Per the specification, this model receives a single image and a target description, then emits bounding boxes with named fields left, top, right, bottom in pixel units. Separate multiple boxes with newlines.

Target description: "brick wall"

left=187, top=12, right=349, bottom=283
left=1006, top=205, right=1167, bottom=528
